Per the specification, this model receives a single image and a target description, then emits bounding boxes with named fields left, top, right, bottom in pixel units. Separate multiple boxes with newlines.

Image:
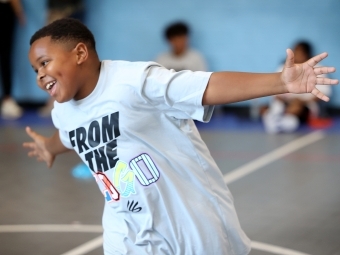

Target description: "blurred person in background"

left=155, top=21, right=207, bottom=72
left=39, top=0, right=84, bottom=117
left=261, top=41, right=332, bottom=133
left=46, top=0, right=84, bottom=25
left=0, top=0, right=25, bottom=119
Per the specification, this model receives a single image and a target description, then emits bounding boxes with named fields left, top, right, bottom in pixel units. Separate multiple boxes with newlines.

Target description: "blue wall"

left=7, top=0, right=340, bottom=107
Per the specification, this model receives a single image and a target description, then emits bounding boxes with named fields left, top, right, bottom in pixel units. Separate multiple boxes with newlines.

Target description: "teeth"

left=46, top=81, right=56, bottom=90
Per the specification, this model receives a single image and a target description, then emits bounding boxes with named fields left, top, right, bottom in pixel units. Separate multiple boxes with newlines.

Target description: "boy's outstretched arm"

left=23, top=127, right=71, bottom=168
left=202, top=49, right=338, bottom=105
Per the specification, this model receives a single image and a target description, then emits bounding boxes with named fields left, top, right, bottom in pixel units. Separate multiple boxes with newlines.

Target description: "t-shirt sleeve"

left=141, top=65, right=214, bottom=122
left=51, top=108, right=74, bottom=149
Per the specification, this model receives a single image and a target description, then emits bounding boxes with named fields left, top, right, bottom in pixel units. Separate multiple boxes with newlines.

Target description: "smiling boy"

left=24, top=18, right=337, bottom=255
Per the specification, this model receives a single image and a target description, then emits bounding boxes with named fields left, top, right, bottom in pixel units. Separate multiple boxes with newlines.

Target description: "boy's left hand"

left=281, top=49, right=338, bottom=102
left=23, top=127, right=55, bottom=168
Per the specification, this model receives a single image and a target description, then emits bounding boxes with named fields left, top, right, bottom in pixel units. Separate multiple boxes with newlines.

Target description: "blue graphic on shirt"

left=113, top=160, right=136, bottom=198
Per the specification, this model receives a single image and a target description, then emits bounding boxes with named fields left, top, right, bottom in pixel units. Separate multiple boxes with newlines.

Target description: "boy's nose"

left=37, top=70, right=46, bottom=81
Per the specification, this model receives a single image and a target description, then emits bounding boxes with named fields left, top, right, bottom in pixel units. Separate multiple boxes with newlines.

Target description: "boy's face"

left=169, top=35, right=188, bottom=56
left=294, top=45, right=308, bottom=64
left=29, top=36, right=82, bottom=103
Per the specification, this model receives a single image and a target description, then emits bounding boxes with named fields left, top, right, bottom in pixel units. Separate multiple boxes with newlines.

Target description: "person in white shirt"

left=24, top=18, right=337, bottom=255
left=156, top=21, right=207, bottom=72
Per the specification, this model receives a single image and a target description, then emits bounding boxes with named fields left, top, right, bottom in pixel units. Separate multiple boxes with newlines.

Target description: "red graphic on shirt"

left=95, top=172, right=120, bottom=202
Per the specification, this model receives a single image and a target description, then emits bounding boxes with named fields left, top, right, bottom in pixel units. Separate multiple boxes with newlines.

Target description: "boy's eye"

left=41, top=60, right=49, bottom=66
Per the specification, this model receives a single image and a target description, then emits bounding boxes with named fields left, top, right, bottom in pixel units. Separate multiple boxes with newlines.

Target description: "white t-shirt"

left=156, top=49, right=207, bottom=72
left=52, top=60, right=250, bottom=255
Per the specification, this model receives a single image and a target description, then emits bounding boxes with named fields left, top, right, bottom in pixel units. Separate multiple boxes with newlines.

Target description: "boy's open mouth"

left=45, top=80, right=58, bottom=97
left=46, top=80, right=56, bottom=90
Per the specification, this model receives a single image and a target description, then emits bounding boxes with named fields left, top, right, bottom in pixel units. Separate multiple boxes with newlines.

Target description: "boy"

left=24, top=18, right=337, bottom=255
left=155, top=21, right=207, bottom=72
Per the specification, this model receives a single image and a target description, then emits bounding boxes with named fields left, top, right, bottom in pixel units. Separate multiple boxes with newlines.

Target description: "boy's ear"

left=74, top=43, right=88, bottom=64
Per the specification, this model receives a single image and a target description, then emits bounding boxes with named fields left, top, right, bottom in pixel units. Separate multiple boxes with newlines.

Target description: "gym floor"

left=1, top=109, right=339, bottom=255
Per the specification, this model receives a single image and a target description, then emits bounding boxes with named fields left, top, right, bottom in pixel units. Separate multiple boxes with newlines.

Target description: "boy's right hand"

left=23, top=127, right=55, bottom=168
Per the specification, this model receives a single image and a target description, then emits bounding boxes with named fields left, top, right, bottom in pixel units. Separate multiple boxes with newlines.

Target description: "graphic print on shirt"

left=112, top=160, right=136, bottom=198
left=129, top=153, right=160, bottom=186
left=68, top=112, right=121, bottom=172
left=68, top=112, right=161, bottom=203
left=127, top=200, right=142, bottom=213
left=94, top=172, right=120, bottom=202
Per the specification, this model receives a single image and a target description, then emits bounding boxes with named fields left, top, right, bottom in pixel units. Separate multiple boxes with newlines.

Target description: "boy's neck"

left=75, top=57, right=101, bottom=101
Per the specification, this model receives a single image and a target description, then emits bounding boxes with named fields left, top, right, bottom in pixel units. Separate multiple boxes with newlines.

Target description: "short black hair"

left=294, top=41, right=313, bottom=59
left=30, top=18, right=96, bottom=50
left=164, top=22, right=189, bottom=40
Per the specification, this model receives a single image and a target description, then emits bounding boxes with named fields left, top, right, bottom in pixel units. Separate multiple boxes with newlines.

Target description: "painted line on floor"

left=224, top=130, right=325, bottom=184
left=0, top=224, right=103, bottom=233
left=251, top=241, right=311, bottom=255
left=60, top=235, right=103, bottom=255
left=0, top=224, right=312, bottom=255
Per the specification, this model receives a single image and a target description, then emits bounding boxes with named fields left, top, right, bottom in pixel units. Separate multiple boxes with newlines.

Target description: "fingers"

left=23, top=126, right=53, bottom=168
left=316, top=76, right=339, bottom=85
left=314, top=66, right=337, bottom=75
left=285, top=48, right=295, bottom=68
left=23, top=127, right=40, bottom=158
left=36, top=157, right=51, bottom=168
left=28, top=151, right=38, bottom=157
left=26, top=148, right=52, bottom=168
left=25, top=126, right=38, bottom=140
left=47, top=161, right=52, bottom=168
left=311, top=88, right=329, bottom=102
left=307, top=52, right=328, bottom=67
left=23, top=142, right=35, bottom=149
left=23, top=142, right=38, bottom=159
